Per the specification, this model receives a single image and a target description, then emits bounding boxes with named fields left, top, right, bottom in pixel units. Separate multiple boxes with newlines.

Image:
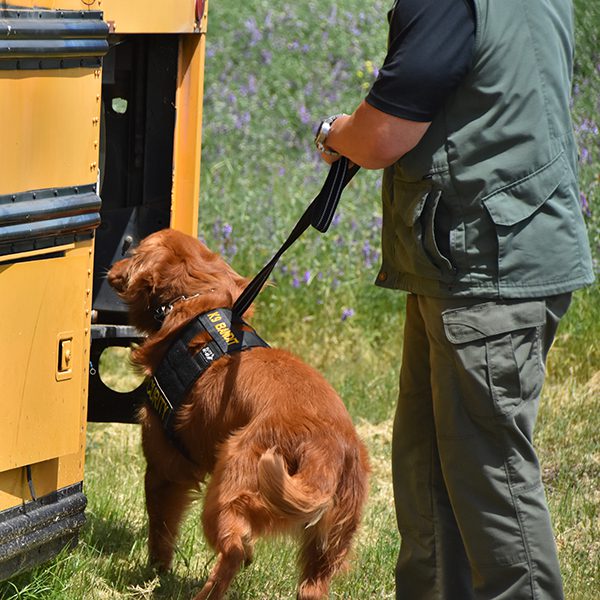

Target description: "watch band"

left=315, top=114, right=345, bottom=156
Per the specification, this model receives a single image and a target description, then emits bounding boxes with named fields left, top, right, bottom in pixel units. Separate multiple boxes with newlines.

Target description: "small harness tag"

left=200, top=345, right=217, bottom=362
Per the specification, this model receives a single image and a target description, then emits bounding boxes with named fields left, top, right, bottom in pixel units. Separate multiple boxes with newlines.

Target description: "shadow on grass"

left=145, top=552, right=258, bottom=600
left=85, top=510, right=141, bottom=555
left=84, top=510, right=225, bottom=599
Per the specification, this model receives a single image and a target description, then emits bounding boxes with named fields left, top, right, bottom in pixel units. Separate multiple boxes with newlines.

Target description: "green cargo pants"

left=393, top=293, right=571, bottom=600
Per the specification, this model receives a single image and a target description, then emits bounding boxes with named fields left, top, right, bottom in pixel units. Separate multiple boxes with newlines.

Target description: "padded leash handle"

left=232, top=157, right=359, bottom=319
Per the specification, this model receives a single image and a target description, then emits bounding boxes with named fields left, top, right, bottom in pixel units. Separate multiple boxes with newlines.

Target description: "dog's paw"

left=147, top=558, right=171, bottom=575
left=193, top=581, right=216, bottom=600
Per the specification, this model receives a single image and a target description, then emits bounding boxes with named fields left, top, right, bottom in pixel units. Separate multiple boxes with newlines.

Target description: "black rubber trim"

left=0, top=9, right=108, bottom=69
left=0, top=482, right=86, bottom=581
left=0, top=184, right=101, bottom=256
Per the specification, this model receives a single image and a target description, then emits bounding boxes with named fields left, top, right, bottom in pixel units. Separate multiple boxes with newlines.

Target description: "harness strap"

left=147, top=308, right=269, bottom=451
left=232, top=157, right=359, bottom=319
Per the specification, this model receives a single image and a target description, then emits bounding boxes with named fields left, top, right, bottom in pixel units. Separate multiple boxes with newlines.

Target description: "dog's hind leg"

left=296, top=504, right=362, bottom=600
left=194, top=507, right=253, bottom=600
left=145, top=466, right=195, bottom=571
left=297, top=443, right=369, bottom=600
left=296, top=527, right=338, bottom=600
left=194, top=464, right=258, bottom=600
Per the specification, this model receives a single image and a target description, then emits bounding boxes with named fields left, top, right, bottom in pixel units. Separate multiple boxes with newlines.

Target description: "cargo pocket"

left=482, top=151, right=576, bottom=289
left=390, top=177, right=456, bottom=281
left=421, top=189, right=457, bottom=275
left=442, top=300, right=545, bottom=418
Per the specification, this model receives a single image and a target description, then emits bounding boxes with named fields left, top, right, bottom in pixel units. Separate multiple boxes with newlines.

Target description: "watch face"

left=315, top=121, right=330, bottom=151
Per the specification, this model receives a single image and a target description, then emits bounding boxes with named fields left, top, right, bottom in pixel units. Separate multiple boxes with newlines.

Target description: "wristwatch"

left=314, top=114, right=345, bottom=157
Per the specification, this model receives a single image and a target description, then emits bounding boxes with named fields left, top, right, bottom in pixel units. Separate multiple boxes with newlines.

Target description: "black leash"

left=232, top=157, right=359, bottom=319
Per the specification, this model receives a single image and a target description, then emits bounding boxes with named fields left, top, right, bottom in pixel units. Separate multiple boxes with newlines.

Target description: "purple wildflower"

left=578, top=119, right=599, bottom=135
left=580, top=147, right=590, bottom=163
left=341, top=308, right=355, bottom=321
left=234, top=112, right=251, bottom=130
left=248, top=74, right=257, bottom=95
left=299, top=104, right=311, bottom=125
left=580, top=192, right=592, bottom=217
left=264, top=11, right=273, bottom=30
left=328, top=6, right=338, bottom=25
left=244, top=18, right=263, bottom=46
left=363, top=240, right=374, bottom=267
left=261, top=49, right=272, bottom=65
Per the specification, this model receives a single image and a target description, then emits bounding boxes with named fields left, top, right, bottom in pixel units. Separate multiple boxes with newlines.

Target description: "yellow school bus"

left=0, top=0, right=207, bottom=578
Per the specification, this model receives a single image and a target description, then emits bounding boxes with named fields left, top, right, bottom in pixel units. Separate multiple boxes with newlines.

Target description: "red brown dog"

left=107, top=228, right=369, bottom=600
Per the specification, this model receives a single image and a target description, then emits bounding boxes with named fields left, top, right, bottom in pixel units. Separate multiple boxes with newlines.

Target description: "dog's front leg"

left=145, top=466, right=195, bottom=571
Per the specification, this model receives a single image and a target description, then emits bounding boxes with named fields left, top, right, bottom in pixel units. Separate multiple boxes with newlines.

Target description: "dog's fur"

left=108, top=229, right=369, bottom=600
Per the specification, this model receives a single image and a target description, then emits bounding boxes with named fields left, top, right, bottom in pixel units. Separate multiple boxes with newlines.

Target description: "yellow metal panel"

left=0, top=242, right=93, bottom=473
left=0, top=459, right=59, bottom=511
left=0, top=1, right=200, bottom=33
left=170, top=32, right=206, bottom=237
left=100, top=0, right=199, bottom=34
left=0, top=68, right=101, bottom=194
left=0, top=451, right=89, bottom=510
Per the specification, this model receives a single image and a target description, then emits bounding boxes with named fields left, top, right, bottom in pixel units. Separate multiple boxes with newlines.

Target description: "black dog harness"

left=146, top=308, right=269, bottom=444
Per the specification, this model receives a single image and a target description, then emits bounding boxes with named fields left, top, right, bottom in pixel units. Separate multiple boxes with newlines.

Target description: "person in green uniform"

left=315, top=0, right=594, bottom=598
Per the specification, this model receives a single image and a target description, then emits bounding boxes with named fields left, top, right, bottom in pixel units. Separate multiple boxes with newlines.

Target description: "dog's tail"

left=257, top=448, right=333, bottom=527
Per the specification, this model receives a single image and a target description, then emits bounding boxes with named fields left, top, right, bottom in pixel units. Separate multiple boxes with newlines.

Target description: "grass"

left=2, top=0, right=599, bottom=598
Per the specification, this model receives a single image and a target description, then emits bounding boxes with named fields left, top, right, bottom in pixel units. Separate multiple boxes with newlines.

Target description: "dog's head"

left=108, top=229, right=249, bottom=333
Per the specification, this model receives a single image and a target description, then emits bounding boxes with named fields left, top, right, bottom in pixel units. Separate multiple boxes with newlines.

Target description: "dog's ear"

left=183, top=239, right=248, bottom=298
left=207, top=254, right=255, bottom=312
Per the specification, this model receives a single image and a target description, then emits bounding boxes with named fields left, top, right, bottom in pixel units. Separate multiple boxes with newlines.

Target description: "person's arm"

left=321, top=100, right=430, bottom=169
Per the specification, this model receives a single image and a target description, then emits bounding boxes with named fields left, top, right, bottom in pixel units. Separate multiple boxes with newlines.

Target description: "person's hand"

left=318, top=151, right=356, bottom=170
left=319, top=150, right=341, bottom=165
